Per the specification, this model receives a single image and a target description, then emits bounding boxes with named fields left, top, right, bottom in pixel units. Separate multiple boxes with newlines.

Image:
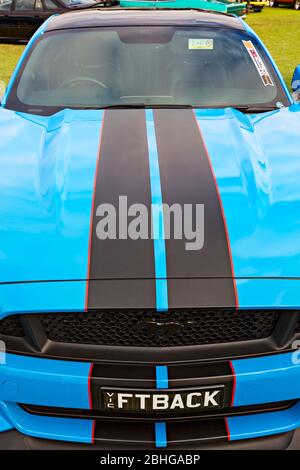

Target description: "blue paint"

left=0, top=353, right=92, bottom=409
left=195, top=105, right=300, bottom=307
left=227, top=401, right=300, bottom=441
left=0, top=281, right=87, bottom=320
left=156, top=366, right=169, bottom=389
left=0, top=409, right=13, bottom=433
left=155, top=366, right=168, bottom=447
left=0, top=109, right=103, bottom=314
left=232, top=351, right=300, bottom=407
left=2, top=350, right=300, bottom=444
left=155, top=422, right=167, bottom=448
left=236, top=278, right=300, bottom=308
left=0, top=401, right=94, bottom=443
left=2, top=16, right=57, bottom=108
left=292, top=65, right=300, bottom=92
left=146, top=110, right=168, bottom=312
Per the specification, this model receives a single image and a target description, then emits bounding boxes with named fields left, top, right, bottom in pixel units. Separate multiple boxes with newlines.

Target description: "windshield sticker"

left=243, top=40, right=274, bottom=87
left=188, top=39, right=214, bottom=50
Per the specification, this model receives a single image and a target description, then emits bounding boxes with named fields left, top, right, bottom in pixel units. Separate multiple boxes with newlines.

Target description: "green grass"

left=0, top=7, right=299, bottom=89
left=0, top=43, right=25, bottom=86
left=247, top=7, right=300, bottom=88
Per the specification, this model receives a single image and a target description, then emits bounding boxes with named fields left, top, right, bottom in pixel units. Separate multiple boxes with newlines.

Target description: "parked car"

left=249, top=0, right=268, bottom=11
left=120, top=0, right=247, bottom=17
left=0, top=8, right=300, bottom=450
left=0, top=0, right=116, bottom=41
left=0, top=0, right=248, bottom=42
left=269, top=0, right=300, bottom=9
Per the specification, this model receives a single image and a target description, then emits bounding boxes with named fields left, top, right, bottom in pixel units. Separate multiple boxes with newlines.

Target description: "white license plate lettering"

left=102, top=387, right=224, bottom=413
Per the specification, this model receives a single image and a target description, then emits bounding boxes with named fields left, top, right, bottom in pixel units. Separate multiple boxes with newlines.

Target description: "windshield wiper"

left=230, top=105, right=281, bottom=114
left=59, top=104, right=281, bottom=113
left=191, top=104, right=282, bottom=113
left=100, top=104, right=193, bottom=109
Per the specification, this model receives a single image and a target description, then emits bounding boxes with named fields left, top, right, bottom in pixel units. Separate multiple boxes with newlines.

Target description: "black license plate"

left=101, top=386, right=225, bottom=414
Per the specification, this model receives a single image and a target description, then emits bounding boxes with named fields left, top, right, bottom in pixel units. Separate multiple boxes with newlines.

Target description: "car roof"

left=45, top=9, right=246, bottom=32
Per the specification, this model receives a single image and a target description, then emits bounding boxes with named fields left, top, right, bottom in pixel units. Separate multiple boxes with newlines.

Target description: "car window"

left=61, top=0, right=97, bottom=5
left=15, top=0, right=39, bottom=9
left=0, top=0, right=12, bottom=10
left=43, top=0, right=59, bottom=9
left=7, top=27, right=289, bottom=115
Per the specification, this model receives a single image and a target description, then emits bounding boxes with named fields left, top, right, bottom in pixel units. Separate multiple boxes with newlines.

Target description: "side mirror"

left=292, top=65, right=300, bottom=104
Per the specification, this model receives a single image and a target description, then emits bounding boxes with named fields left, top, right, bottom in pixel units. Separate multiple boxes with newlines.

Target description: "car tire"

left=294, top=0, right=300, bottom=9
left=269, top=0, right=279, bottom=6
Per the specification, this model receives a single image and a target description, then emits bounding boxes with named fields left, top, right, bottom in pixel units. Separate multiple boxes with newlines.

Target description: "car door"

left=0, top=0, right=16, bottom=40
left=10, top=0, right=49, bottom=41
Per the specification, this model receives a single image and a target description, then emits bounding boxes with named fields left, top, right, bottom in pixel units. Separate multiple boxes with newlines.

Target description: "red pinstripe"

left=88, top=363, right=94, bottom=410
left=224, top=417, right=231, bottom=441
left=229, top=360, right=236, bottom=407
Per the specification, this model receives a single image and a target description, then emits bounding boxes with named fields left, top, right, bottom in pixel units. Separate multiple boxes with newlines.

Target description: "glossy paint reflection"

left=0, top=108, right=103, bottom=289
left=196, top=106, right=300, bottom=295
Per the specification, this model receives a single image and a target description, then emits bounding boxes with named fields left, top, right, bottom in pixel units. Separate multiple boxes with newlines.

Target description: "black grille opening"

left=38, top=309, right=280, bottom=347
left=0, top=315, right=24, bottom=337
left=1, top=309, right=300, bottom=361
left=20, top=399, right=296, bottom=422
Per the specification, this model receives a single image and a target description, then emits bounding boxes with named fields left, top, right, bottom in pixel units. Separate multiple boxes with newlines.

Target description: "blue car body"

left=0, top=10, right=300, bottom=449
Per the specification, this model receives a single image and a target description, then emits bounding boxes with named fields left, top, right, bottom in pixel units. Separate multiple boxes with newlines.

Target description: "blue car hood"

left=0, top=105, right=300, bottom=288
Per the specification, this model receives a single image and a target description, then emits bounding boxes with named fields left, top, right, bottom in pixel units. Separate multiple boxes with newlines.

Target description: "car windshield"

left=7, top=26, right=288, bottom=115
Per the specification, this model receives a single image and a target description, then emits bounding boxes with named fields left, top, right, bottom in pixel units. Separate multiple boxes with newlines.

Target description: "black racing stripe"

left=153, top=109, right=236, bottom=308
left=93, top=419, right=228, bottom=447
left=167, top=279, right=235, bottom=308
left=167, top=418, right=228, bottom=445
left=87, top=110, right=155, bottom=309
left=93, top=421, right=156, bottom=447
left=89, top=362, right=235, bottom=411
left=90, top=363, right=157, bottom=410
left=90, top=360, right=233, bottom=445
left=167, top=361, right=235, bottom=409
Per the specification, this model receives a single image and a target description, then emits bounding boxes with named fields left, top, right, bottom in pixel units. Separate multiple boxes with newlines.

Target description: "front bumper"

left=0, top=428, right=297, bottom=450
left=1, top=351, right=300, bottom=448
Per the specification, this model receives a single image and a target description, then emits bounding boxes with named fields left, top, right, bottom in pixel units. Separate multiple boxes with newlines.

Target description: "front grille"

left=1, top=309, right=299, bottom=362
left=40, top=310, right=280, bottom=347
left=0, top=315, right=24, bottom=337
left=0, top=309, right=279, bottom=347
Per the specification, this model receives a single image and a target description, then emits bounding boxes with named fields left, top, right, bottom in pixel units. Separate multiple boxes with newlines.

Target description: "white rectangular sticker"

left=243, top=40, right=274, bottom=87
left=188, top=39, right=214, bottom=50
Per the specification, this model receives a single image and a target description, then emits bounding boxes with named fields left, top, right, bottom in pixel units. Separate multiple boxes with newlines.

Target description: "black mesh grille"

left=38, top=310, right=280, bottom=347
left=0, top=315, right=24, bottom=337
